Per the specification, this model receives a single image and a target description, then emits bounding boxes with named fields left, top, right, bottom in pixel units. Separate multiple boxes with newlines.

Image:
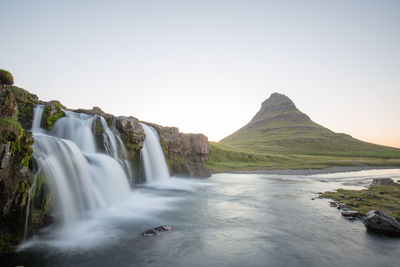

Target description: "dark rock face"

left=363, top=210, right=400, bottom=236
left=115, top=116, right=146, bottom=181
left=0, top=85, right=36, bottom=252
left=146, top=123, right=211, bottom=177
left=142, top=225, right=172, bottom=236
left=372, top=178, right=397, bottom=186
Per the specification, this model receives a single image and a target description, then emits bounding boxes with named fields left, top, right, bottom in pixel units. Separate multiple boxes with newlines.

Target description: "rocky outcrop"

left=372, top=178, right=397, bottom=186
left=115, top=116, right=146, bottom=181
left=363, top=210, right=400, bottom=236
left=146, top=123, right=211, bottom=177
left=74, top=106, right=113, bottom=121
left=40, top=100, right=66, bottom=129
left=0, top=85, right=35, bottom=252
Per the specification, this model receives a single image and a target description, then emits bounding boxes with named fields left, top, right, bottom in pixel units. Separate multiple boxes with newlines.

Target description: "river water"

left=4, top=169, right=400, bottom=267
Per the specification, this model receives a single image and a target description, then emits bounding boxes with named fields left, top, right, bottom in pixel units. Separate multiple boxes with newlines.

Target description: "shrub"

left=0, top=69, right=14, bottom=85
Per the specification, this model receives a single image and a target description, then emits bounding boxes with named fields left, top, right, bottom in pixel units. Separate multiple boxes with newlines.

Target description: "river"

left=3, top=169, right=400, bottom=267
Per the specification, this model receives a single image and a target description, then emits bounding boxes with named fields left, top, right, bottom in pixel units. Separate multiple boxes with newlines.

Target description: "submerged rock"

left=363, top=210, right=400, bottom=236
left=142, top=225, right=172, bottom=237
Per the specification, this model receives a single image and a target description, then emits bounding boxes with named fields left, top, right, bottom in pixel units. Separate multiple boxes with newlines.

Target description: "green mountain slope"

left=220, top=93, right=400, bottom=158
left=206, top=93, right=400, bottom=172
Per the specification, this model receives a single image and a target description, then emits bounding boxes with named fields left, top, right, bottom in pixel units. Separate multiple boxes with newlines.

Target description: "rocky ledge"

left=145, top=123, right=211, bottom=177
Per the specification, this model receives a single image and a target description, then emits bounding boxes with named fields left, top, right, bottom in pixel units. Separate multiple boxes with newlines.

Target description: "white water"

left=140, top=123, right=170, bottom=183
left=30, top=107, right=131, bottom=226
left=21, top=106, right=178, bottom=250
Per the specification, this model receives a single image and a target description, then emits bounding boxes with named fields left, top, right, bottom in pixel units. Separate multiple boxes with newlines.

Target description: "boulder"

left=363, top=210, right=400, bottom=236
left=142, top=225, right=172, bottom=237
left=372, top=178, right=397, bottom=186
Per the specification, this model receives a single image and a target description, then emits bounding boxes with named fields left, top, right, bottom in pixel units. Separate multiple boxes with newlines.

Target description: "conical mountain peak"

left=256, top=93, right=296, bottom=117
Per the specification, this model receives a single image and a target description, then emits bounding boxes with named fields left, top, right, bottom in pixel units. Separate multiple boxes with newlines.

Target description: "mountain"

left=200, top=92, right=400, bottom=172
left=220, top=93, right=400, bottom=157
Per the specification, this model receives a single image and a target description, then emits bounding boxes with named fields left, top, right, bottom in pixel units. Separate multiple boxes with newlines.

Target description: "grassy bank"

left=205, top=142, right=400, bottom=173
left=322, top=185, right=400, bottom=221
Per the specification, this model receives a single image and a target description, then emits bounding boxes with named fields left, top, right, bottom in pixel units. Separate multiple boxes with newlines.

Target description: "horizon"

left=1, top=0, right=399, bottom=148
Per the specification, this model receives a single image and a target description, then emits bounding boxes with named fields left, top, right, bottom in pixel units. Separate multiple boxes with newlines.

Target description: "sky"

left=1, top=0, right=399, bottom=148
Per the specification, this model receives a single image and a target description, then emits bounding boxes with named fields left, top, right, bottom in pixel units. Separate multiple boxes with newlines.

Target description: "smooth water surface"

left=5, top=169, right=400, bottom=267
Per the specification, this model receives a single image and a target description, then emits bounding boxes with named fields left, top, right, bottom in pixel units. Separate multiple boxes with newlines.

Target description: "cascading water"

left=140, top=123, right=170, bottom=183
left=30, top=106, right=132, bottom=226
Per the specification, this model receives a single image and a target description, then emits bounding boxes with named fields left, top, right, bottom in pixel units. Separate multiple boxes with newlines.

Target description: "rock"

left=372, top=195, right=382, bottom=200
left=142, top=225, right=172, bottom=237
left=341, top=208, right=358, bottom=218
left=74, top=106, right=113, bottom=120
left=311, top=198, right=315, bottom=200
left=41, top=101, right=66, bottom=129
left=363, top=210, right=400, bottom=236
left=337, top=203, right=346, bottom=210
left=329, top=201, right=337, bottom=207
left=364, top=192, right=371, bottom=197
left=146, top=123, right=212, bottom=177
left=0, top=86, right=17, bottom=118
left=372, top=178, right=397, bottom=186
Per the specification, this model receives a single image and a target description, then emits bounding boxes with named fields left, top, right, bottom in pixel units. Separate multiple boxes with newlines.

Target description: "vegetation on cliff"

left=0, top=85, right=36, bottom=253
left=0, top=69, right=14, bottom=85
left=42, top=101, right=66, bottom=129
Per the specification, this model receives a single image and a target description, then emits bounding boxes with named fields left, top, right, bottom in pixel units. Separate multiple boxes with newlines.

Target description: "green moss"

left=0, top=116, right=22, bottom=143
left=106, top=117, right=113, bottom=127
left=14, top=180, right=31, bottom=207
left=322, top=185, right=400, bottom=221
left=0, top=69, right=14, bottom=85
left=0, top=232, right=22, bottom=253
left=43, top=103, right=65, bottom=129
left=0, top=116, right=33, bottom=167
left=9, top=86, right=38, bottom=104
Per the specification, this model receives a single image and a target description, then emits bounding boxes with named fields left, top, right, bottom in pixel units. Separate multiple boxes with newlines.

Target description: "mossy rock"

left=0, top=69, right=14, bottom=85
left=42, top=102, right=66, bottom=130
left=0, top=86, right=17, bottom=118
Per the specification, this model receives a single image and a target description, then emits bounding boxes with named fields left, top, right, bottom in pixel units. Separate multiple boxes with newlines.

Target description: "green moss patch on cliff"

left=42, top=102, right=66, bottom=129
left=0, top=116, right=33, bottom=167
left=7, top=86, right=39, bottom=129
left=322, top=185, right=400, bottom=221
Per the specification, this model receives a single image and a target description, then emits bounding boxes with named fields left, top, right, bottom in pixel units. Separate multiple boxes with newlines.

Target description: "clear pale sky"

left=1, top=0, right=399, bottom=148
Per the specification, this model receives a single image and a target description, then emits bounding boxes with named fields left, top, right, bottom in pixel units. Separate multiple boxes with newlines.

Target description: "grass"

left=322, top=185, right=400, bottom=221
left=206, top=142, right=400, bottom=173
left=210, top=94, right=400, bottom=172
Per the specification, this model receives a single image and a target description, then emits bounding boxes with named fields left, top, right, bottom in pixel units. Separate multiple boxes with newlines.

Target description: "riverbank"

left=321, top=182, right=400, bottom=221
left=228, top=166, right=400, bottom=176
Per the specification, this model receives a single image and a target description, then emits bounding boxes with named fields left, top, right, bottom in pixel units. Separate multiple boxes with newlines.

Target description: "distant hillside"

left=220, top=93, right=400, bottom=157
left=206, top=93, right=400, bottom=172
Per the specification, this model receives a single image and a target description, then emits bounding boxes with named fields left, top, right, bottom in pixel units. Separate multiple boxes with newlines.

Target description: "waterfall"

left=31, top=105, right=44, bottom=131
left=140, top=123, right=170, bottom=183
left=30, top=106, right=132, bottom=226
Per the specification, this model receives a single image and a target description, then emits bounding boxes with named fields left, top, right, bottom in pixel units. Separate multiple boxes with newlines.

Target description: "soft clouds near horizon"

left=1, top=0, right=399, bottom=148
